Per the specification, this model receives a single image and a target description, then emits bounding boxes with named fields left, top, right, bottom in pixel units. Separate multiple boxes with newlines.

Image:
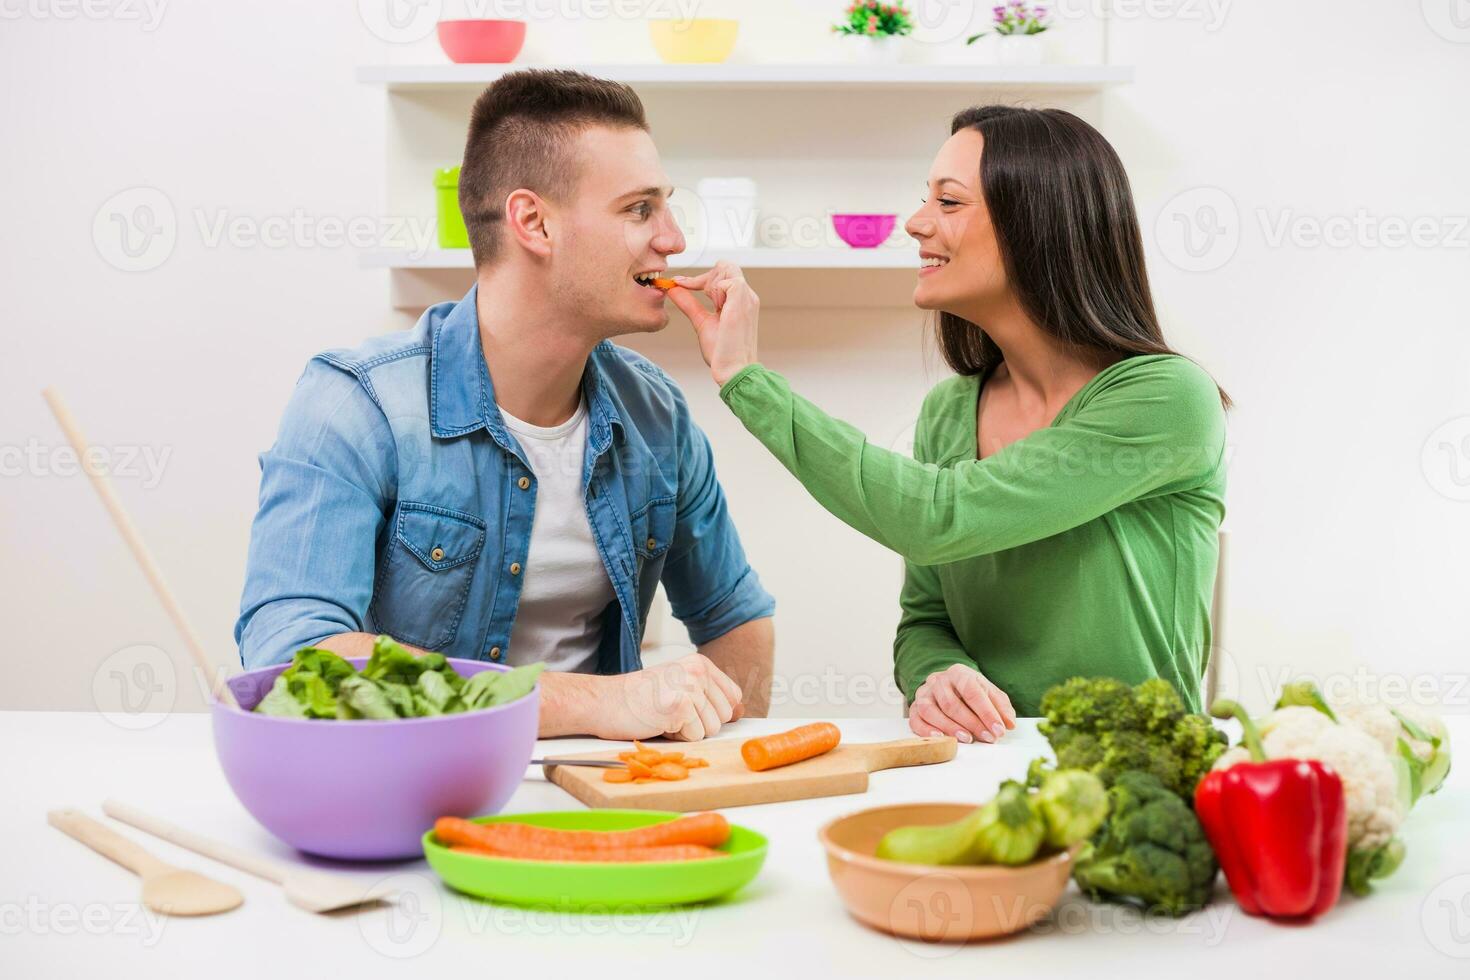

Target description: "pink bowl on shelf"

left=436, top=19, right=527, bottom=64
left=832, top=213, right=897, bottom=249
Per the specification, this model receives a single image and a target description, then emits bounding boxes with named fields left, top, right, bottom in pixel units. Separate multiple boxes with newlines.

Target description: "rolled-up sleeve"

left=234, top=360, right=395, bottom=668
left=658, top=381, right=774, bottom=646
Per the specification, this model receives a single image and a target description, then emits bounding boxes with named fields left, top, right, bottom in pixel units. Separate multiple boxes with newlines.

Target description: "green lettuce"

left=252, top=636, right=541, bottom=721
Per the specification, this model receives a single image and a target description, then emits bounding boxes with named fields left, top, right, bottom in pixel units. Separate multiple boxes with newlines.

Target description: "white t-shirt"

left=499, top=398, right=616, bottom=673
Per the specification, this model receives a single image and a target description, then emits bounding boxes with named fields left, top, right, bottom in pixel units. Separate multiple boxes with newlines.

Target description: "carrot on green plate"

left=434, top=812, right=732, bottom=853
left=449, top=843, right=726, bottom=862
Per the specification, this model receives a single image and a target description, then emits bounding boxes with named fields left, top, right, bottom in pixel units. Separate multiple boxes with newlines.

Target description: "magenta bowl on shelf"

left=832, top=213, right=897, bottom=249
left=212, top=657, right=539, bottom=861
left=436, top=19, right=527, bottom=64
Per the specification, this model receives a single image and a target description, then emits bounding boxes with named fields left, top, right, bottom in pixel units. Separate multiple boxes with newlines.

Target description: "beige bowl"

left=818, top=803, right=1078, bottom=943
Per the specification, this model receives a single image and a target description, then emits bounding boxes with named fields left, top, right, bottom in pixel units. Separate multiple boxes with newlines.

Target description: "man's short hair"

left=459, top=69, right=648, bottom=267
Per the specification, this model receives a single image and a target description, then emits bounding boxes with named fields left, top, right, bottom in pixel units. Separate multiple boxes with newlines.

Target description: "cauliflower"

left=1214, top=706, right=1404, bottom=857
left=1276, top=681, right=1452, bottom=804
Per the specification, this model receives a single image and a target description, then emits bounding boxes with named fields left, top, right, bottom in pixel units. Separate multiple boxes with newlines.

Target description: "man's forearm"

left=537, top=670, right=610, bottom=738
left=315, top=632, right=431, bottom=659
left=697, top=616, right=774, bottom=717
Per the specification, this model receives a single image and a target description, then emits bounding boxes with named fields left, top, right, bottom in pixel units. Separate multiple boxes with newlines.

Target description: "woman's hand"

left=908, top=663, right=1017, bottom=744
left=665, top=261, right=759, bottom=386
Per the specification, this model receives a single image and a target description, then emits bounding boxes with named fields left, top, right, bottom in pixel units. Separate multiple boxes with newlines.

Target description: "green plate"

left=422, top=810, right=767, bottom=910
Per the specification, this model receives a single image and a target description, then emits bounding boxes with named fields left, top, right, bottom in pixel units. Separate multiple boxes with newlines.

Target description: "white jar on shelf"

left=847, top=34, right=905, bottom=65
left=995, top=33, right=1046, bottom=66
left=696, top=178, right=759, bottom=250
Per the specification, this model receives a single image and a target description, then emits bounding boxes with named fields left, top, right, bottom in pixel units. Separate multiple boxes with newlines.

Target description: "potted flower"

left=966, top=2, right=1051, bottom=66
left=832, top=1, right=914, bottom=64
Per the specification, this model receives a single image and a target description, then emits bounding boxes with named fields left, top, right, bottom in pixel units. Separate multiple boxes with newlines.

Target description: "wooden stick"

left=41, top=388, right=238, bottom=707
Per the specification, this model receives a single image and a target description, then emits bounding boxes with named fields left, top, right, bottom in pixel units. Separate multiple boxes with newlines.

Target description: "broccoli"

left=1132, top=677, right=1186, bottom=734
left=1072, top=770, right=1218, bottom=916
left=1038, top=675, right=1226, bottom=800
left=1048, top=725, right=1106, bottom=773
left=1098, top=729, right=1184, bottom=791
left=1171, top=713, right=1228, bottom=790
left=1039, top=677, right=1137, bottom=733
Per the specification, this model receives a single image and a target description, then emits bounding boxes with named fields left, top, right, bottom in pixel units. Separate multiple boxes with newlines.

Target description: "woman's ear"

left=504, top=188, right=552, bottom=258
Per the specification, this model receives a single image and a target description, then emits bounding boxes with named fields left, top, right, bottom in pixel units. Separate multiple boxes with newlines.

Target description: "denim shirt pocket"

left=369, top=501, right=486, bottom=652
left=631, top=495, right=676, bottom=561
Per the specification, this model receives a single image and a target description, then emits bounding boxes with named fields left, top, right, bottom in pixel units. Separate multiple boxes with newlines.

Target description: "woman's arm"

left=669, top=263, right=1224, bottom=568
left=892, top=410, right=1016, bottom=744
left=893, top=560, right=973, bottom=698
left=717, top=359, right=1225, bottom=566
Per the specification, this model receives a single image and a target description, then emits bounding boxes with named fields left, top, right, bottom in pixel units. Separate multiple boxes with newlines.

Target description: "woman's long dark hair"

left=938, top=105, right=1230, bottom=408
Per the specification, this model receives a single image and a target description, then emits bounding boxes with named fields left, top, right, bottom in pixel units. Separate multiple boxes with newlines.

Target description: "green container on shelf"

left=435, top=166, right=470, bottom=249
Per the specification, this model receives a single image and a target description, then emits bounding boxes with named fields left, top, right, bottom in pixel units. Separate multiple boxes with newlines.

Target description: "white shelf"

left=362, top=247, right=919, bottom=270
left=357, top=62, right=1133, bottom=93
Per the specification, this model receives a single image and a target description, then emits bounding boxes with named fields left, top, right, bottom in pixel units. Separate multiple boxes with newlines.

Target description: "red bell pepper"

left=1194, top=700, right=1348, bottom=920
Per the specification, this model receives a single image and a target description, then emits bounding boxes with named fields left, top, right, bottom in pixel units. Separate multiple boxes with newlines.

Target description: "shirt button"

left=509, top=562, right=521, bottom=575
left=430, top=547, right=445, bottom=561
left=489, top=647, right=501, bottom=660
left=646, top=538, right=657, bottom=550
left=517, top=476, right=531, bottom=490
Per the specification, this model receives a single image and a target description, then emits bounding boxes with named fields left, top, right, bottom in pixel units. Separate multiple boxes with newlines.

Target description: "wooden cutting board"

left=543, top=735, right=958, bottom=811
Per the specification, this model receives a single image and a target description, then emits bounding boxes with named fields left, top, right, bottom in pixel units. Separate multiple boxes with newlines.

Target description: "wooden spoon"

left=48, top=809, right=243, bottom=916
left=102, top=800, right=395, bottom=913
left=41, top=388, right=238, bottom=707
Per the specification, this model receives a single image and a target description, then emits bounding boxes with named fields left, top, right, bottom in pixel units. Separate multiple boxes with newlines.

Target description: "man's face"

left=548, top=126, right=686, bottom=337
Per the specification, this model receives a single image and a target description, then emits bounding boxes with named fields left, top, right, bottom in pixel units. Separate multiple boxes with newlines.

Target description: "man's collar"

left=429, top=285, right=624, bottom=451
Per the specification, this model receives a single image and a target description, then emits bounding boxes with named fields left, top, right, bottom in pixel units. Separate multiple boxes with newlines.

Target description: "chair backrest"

left=1203, top=530, right=1229, bottom=708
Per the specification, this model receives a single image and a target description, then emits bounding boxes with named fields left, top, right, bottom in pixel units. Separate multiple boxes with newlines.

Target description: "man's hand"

left=599, top=653, right=746, bottom=741
left=908, top=663, right=1017, bottom=744
left=539, top=653, right=747, bottom=741
left=666, top=261, right=760, bottom=387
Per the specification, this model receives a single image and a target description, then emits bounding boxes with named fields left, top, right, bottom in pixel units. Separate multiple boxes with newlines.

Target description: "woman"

left=667, top=106, right=1229, bottom=742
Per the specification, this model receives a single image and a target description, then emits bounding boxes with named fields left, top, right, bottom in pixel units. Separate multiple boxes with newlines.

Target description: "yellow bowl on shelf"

left=649, top=18, right=739, bottom=64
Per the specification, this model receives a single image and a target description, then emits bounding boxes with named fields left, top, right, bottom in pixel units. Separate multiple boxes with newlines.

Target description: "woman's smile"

left=919, top=251, right=950, bottom=276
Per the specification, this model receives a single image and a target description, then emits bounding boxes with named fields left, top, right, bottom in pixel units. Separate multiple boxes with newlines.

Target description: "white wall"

left=4, top=0, right=1467, bottom=721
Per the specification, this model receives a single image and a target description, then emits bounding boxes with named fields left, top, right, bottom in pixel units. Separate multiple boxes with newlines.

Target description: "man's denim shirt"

left=235, top=286, right=774, bottom=672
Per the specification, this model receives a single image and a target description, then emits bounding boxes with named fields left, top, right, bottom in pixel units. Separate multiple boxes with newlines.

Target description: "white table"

left=4, top=712, right=1468, bottom=977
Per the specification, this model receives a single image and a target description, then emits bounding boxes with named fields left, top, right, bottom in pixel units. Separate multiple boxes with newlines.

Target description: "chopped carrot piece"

left=602, top=768, right=634, bottom=783
left=626, top=758, right=656, bottom=779
left=652, top=762, right=689, bottom=781
left=685, top=757, right=709, bottom=768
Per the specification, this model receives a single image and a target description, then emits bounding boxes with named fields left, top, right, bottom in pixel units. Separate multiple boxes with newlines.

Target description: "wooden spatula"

left=48, top=809, right=243, bottom=916
left=102, top=800, right=395, bottom=913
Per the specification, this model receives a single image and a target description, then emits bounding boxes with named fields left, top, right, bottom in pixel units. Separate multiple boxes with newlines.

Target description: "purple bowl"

left=832, top=213, right=897, bottom=249
left=212, top=657, right=538, bottom=861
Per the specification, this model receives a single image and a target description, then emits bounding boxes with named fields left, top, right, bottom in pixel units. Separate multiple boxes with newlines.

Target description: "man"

left=235, top=70, right=775, bottom=740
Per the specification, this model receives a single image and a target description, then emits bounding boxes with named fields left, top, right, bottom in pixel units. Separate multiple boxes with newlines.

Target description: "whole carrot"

left=450, top=843, right=724, bottom=863
left=741, top=722, right=842, bottom=772
left=434, top=812, right=730, bottom=852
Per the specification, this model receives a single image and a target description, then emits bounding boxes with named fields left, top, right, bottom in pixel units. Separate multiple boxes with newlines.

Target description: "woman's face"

left=904, top=128, right=1008, bottom=316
